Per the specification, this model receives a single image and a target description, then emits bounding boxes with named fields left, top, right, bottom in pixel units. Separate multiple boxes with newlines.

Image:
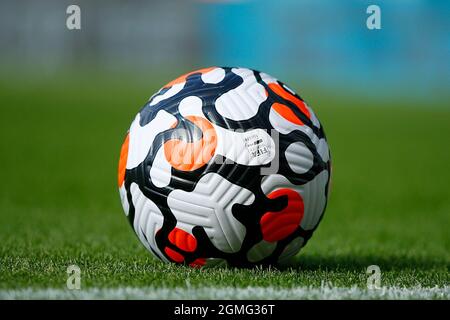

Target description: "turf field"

left=0, top=72, right=448, bottom=299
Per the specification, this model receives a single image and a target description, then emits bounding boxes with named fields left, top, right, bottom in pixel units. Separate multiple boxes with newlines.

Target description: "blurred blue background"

left=201, top=0, right=449, bottom=102
left=0, top=0, right=448, bottom=104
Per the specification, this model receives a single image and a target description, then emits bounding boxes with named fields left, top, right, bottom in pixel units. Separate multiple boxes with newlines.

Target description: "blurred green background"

left=0, top=0, right=448, bottom=290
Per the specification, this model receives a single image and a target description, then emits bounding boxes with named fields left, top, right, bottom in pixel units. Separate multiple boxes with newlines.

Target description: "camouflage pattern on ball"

left=118, top=67, right=331, bottom=267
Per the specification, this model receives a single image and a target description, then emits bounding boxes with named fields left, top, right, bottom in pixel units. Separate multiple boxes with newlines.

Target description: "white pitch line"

left=0, top=286, right=449, bottom=300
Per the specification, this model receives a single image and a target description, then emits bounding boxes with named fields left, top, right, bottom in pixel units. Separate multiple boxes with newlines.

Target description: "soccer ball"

left=118, top=67, right=331, bottom=267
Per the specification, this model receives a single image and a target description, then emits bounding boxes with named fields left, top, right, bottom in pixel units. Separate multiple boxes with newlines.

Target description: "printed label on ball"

left=243, top=132, right=271, bottom=160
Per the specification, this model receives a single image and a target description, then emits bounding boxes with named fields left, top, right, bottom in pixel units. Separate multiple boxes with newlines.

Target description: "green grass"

left=0, top=71, right=448, bottom=295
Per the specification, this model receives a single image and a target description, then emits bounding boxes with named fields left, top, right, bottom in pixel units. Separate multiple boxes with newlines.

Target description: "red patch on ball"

left=260, top=189, right=304, bottom=242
